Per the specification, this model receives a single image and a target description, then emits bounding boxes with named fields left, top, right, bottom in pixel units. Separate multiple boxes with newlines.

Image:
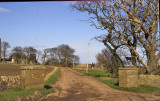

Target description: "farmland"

left=0, top=67, right=60, bottom=101
left=0, top=64, right=54, bottom=76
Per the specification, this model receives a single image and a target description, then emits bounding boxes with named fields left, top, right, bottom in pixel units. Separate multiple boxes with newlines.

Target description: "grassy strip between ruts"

left=72, top=68, right=160, bottom=94
left=0, top=67, right=61, bottom=101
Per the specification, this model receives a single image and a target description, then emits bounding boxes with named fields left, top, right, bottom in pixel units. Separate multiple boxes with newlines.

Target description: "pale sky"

left=0, top=1, right=106, bottom=64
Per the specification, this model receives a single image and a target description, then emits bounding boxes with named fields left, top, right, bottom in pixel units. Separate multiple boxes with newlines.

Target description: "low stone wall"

left=139, top=74, right=160, bottom=88
left=0, top=66, right=45, bottom=91
left=0, top=76, right=23, bottom=91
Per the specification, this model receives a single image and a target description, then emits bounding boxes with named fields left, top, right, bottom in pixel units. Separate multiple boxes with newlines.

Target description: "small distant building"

left=10, top=53, right=27, bottom=64
left=12, top=58, right=15, bottom=62
left=9, top=53, right=37, bottom=65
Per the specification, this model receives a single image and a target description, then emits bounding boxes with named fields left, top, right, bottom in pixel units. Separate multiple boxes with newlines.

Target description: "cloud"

left=0, top=7, right=10, bottom=13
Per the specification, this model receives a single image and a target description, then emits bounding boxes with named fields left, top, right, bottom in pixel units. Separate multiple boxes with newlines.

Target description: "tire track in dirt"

left=38, top=68, right=160, bottom=101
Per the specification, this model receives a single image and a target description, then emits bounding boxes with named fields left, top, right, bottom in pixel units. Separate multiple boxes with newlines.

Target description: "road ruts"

left=38, top=68, right=160, bottom=101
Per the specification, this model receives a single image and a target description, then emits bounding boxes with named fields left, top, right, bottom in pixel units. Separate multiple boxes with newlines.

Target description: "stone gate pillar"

left=21, top=66, right=45, bottom=89
left=119, top=67, right=139, bottom=87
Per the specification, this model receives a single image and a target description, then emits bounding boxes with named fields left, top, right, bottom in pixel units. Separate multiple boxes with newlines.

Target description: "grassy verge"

left=72, top=68, right=160, bottom=93
left=44, top=67, right=60, bottom=88
left=0, top=67, right=61, bottom=101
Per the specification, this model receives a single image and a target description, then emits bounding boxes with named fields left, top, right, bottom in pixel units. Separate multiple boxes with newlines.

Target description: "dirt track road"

left=39, top=68, right=160, bottom=101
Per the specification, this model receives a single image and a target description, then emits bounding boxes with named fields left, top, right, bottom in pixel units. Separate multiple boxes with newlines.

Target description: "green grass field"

left=44, top=67, right=61, bottom=88
left=73, top=68, right=160, bottom=94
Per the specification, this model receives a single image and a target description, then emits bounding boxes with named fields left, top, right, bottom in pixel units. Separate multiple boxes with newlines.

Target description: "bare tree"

left=43, top=48, right=58, bottom=65
left=36, top=51, right=42, bottom=64
left=11, top=46, right=24, bottom=64
left=96, top=48, right=119, bottom=77
left=41, top=48, right=50, bottom=65
left=42, top=46, right=79, bottom=66
left=48, top=48, right=58, bottom=61
left=71, top=0, right=159, bottom=73
left=1, top=41, right=10, bottom=62
left=57, top=44, right=75, bottom=67
left=72, top=55, right=80, bottom=68
left=23, top=46, right=37, bottom=64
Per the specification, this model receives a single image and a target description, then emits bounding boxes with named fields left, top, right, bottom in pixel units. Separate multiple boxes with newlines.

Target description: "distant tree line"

left=0, top=39, right=79, bottom=67
left=41, top=44, right=80, bottom=67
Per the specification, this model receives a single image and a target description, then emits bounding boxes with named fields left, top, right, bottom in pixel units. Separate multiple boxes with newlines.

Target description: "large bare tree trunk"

left=113, top=52, right=124, bottom=67
left=148, top=47, right=158, bottom=73
left=130, top=16, right=137, bottom=67
left=130, top=49, right=137, bottom=67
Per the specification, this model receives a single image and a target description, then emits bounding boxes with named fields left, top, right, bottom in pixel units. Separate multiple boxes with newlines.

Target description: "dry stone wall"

left=0, top=66, right=45, bottom=91
left=139, top=74, right=160, bottom=88
left=119, top=67, right=160, bottom=88
left=0, top=76, right=23, bottom=91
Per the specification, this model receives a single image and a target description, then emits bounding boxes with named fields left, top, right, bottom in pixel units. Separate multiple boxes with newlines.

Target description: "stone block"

left=21, top=66, right=45, bottom=89
left=0, top=76, right=22, bottom=91
left=119, top=67, right=139, bottom=88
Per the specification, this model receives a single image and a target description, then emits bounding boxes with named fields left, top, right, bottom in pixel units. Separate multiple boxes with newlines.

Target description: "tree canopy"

left=71, top=0, right=159, bottom=73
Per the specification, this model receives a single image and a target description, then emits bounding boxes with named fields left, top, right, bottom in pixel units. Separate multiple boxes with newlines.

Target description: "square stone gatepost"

left=21, top=66, right=45, bottom=89
left=119, top=67, right=139, bottom=88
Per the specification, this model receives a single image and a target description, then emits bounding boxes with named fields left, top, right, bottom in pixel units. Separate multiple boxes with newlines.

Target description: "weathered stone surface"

left=21, top=66, right=45, bottom=89
left=139, top=74, right=160, bottom=88
left=119, top=67, right=139, bottom=88
left=0, top=66, right=46, bottom=90
left=0, top=76, right=22, bottom=91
